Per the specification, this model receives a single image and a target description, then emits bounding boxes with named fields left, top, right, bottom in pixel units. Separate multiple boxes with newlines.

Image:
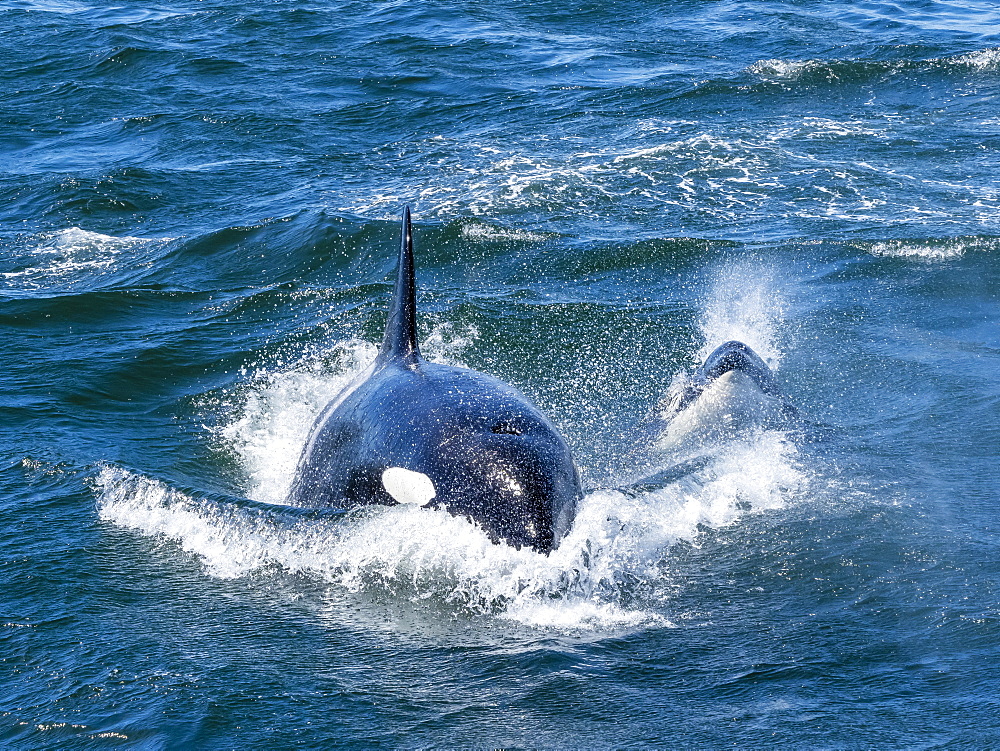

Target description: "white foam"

left=327, top=123, right=954, bottom=236
left=95, top=424, right=805, bottom=630
left=213, top=339, right=378, bottom=504
left=952, top=48, right=1000, bottom=70
left=751, top=50, right=1000, bottom=79
left=2, top=228, right=168, bottom=291
left=94, top=465, right=345, bottom=580
left=783, top=117, right=885, bottom=140
left=747, top=58, right=817, bottom=79
left=328, top=134, right=770, bottom=231
left=868, top=240, right=967, bottom=260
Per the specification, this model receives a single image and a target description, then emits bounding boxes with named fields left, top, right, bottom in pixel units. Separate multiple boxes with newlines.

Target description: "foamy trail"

left=96, top=430, right=807, bottom=630
left=98, top=311, right=810, bottom=630
left=95, top=444, right=804, bottom=629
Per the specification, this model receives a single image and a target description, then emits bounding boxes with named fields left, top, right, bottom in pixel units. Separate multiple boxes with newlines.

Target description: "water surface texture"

left=2, top=0, right=1000, bottom=747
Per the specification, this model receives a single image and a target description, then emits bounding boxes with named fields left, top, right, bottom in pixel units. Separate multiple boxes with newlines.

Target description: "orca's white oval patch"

left=381, top=467, right=436, bottom=506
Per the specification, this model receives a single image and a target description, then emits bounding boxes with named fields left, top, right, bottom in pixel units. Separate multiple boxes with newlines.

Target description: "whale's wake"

left=95, top=261, right=812, bottom=632
left=95, top=424, right=804, bottom=630
left=94, top=259, right=814, bottom=631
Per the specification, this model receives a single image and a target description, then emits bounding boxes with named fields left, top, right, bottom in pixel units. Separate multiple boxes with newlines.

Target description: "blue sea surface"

left=2, top=0, right=1000, bottom=747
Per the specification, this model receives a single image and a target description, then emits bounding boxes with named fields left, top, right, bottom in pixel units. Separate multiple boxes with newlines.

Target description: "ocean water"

left=2, top=0, right=1000, bottom=747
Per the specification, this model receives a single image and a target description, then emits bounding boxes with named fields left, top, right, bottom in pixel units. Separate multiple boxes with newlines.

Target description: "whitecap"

left=747, top=58, right=818, bottom=80
left=460, top=222, right=548, bottom=242
left=1, top=228, right=169, bottom=292
left=868, top=240, right=967, bottom=260
left=951, top=48, right=1000, bottom=71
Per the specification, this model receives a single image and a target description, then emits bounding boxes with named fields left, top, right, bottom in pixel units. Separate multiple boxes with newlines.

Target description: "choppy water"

left=2, top=0, right=1000, bottom=747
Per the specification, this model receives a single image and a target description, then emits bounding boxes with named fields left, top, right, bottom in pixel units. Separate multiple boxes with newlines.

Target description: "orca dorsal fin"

left=378, top=206, right=420, bottom=367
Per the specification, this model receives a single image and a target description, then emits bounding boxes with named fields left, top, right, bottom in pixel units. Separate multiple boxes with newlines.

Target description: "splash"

left=649, top=260, right=797, bottom=456
left=98, top=330, right=809, bottom=630
left=95, top=419, right=806, bottom=630
left=212, top=326, right=477, bottom=504
left=695, top=261, right=785, bottom=365
left=212, top=339, right=377, bottom=504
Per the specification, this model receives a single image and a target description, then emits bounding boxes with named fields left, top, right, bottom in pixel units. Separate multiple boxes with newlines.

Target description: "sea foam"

left=97, top=290, right=807, bottom=631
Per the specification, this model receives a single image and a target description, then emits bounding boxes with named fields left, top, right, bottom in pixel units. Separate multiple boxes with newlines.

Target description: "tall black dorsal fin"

left=378, top=206, right=420, bottom=367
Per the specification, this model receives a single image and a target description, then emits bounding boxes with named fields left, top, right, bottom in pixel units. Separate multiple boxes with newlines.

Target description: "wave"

left=748, top=48, right=1000, bottom=84
left=209, top=339, right=380, bottom=505
left=0, top=228, right=172, bottom=297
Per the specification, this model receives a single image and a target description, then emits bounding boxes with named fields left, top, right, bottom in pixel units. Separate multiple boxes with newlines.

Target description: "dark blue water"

left=3, top=0, right=1000, bottom=747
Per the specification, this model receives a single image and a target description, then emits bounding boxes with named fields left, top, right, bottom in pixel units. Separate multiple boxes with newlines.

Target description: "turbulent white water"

left=96, top=276, right=810, bottom=630
left=213, top=339, right=378, bottom=505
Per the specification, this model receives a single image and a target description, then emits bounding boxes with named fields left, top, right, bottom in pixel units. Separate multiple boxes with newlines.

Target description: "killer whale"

left=287, top=207, right=581, bottom=552
left=654, top=340, right=798, bottom=451
left=673, top=341, right=786, bottom=413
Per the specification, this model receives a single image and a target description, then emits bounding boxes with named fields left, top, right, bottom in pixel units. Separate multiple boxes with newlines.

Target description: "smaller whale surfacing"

left=655, top=340, right=798, bottom=452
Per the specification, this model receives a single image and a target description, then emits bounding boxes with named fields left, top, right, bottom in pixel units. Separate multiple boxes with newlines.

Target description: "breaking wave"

left=748, top=48, right=1000, bottom=83
left=0, top=228, right=171, bottom=295
left=865, top=238, right=975, bottom=260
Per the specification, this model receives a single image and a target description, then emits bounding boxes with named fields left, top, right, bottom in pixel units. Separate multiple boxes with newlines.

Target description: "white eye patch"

left=381, top=467, right=436, bottom=506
